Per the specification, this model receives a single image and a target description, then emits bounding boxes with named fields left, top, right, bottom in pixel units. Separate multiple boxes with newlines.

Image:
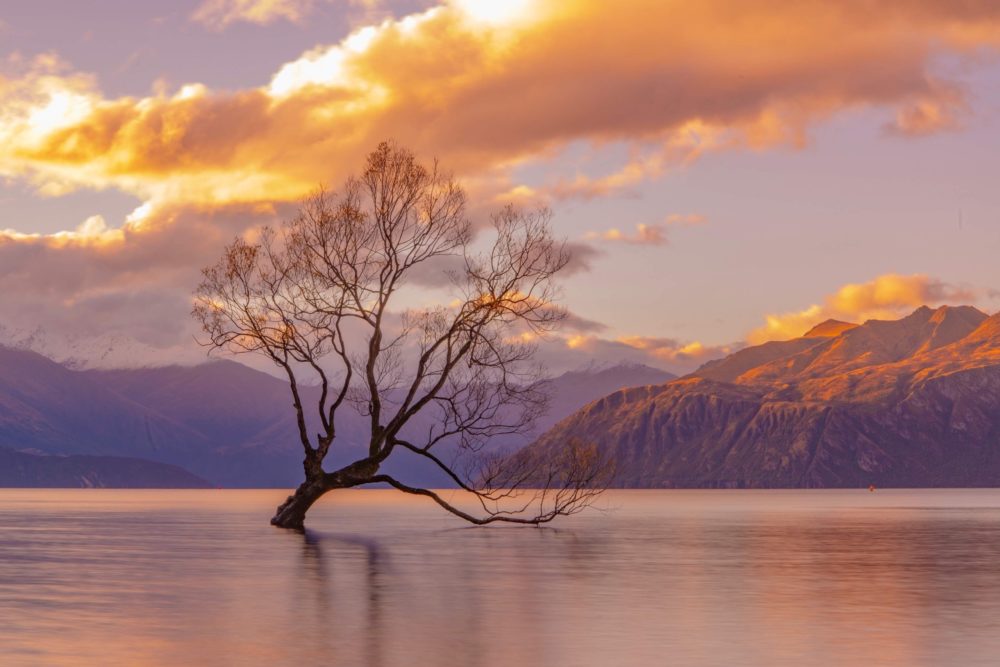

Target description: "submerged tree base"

left=272, top=459, right=383, bottom=529
left=271, top=481, right=328, bottom=530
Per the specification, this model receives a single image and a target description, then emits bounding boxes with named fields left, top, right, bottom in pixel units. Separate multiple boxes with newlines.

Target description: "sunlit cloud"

left=190, top=0, right=393, bottom=30
left=191, top=0, right=316, bottom=29
left=562, top=333, right=734, bottom=371
left=3, top=0, right=1000, bottom=221
left=0, top=202, right=283, bottom=345
left=663, top=214, right=706, bottom=226
left=3, top=1, right=1000, bottom=358
left=451, top=0, right=535, bottom=27
left=586, top=224, right=668, bottom=246
left=747, top=274, right=979, bottom=344
left=1, top=214, right=123, bottom=246
left=536, top=272, right=989, bottom=373
left=585, top=213, right=706, bottom=246
left=616, top=336, right=734, bottom=365
left=885, top=83, right=967, bottom=136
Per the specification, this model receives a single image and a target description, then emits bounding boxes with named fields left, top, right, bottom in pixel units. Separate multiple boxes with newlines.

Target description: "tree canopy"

left=193, top=141, right=609, bottom=529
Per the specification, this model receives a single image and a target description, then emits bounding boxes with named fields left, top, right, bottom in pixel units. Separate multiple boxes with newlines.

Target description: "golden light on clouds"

left=566, top=334, right=732, bottom=366
left=2, top=1, right=1000, bottom=365
left=890, top=95, right=965, bottom=136
left=586, top=223, right=669, bottom=246
left=0, top=215, right=124, bottom=247
left=3, top=0, right=1000, bottom=232
left=191, top=0, right=315, bottom=29
left=748, top=274, right=978, bottom=344
left=585, top=214, right=706, bottom=246
left=451, top=0, right=536, bottom=26
left=550, top=270, right=987, bottom=370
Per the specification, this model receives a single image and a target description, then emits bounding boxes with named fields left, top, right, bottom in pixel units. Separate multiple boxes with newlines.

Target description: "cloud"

left=664, top=214, right=706, bottom=226
left=561, top=241, right=603, bottom=274
left=0, top=202, right=283, bottom=345
left=748, top=273, right=979, bottom=343
left=885, top=83, right=968, bottom=136
left=191, top=0, right=316, bottom=29
left=537, top=272, right=987, bottom=373
left=3, top=1, right=1000, bottom=361
left=190, top=0, right=390, bottom=31
left=585, top=213, right=706, bottom=246
left=549, top=333, right=734, bottom=374
left=613, top=336, right=735, bottom=366
left=1, top=214, right=123, bottom=245
left=530, top=125, right=741, bottom=201
left=532, top=271, right=987, bottom=374
left=378, top=235, right=602, bottom=290
left=3, top=1, right=1000, bottom=214
left=586, top=223, right=668, bottom=246
left=562, top=313, right=607, bottom=335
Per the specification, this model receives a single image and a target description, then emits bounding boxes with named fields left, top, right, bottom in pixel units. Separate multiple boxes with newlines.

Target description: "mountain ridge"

left=0, top=446, right=211, bottom=488
left=0, top=346, right=673, bottom=487
left=519, top=305, right=1000, bottom=488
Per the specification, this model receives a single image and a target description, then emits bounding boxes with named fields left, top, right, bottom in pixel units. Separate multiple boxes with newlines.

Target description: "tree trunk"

left=270, top=458, right=381, bottom=529
left=271, top=478, right=330, bottom=530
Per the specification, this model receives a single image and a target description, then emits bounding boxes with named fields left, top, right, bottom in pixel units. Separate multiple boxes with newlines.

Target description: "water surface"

left=2, top=489, right=1000, bottom=666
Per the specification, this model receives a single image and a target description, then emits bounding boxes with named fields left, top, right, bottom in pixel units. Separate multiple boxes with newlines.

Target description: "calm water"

left=2, top=489, right=1000, bottom=667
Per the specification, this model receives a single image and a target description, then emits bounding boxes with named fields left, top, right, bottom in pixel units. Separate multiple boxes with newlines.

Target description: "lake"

left=2, top=489, right=1000, bottom=666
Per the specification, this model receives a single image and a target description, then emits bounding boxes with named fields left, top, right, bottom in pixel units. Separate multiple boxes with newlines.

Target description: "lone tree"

left=193, top=142, right=608, bottom=529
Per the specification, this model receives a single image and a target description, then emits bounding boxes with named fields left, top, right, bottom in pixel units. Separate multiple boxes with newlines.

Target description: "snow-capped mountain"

left=0, top=324, right=210, bottom=370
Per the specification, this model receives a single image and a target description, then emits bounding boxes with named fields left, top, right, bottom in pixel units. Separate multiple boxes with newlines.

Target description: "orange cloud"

left=0, top=214, right=124, bottom=247
left=748, top=274, right=978, bottom=343
left=585, top=213, right=705, bottom=246
left=617, top=336, right=734, bottom=364
left=0, top=200, right=287, bottom=346
left=3, top=1, right=1000, bottom=355
left=885, top=82, right=968, bottom=136
left=586, top=223, right=668, bottom=246
left=565, top=334, right=733, bottom=369
left=2, top=0, right=1000, bottom=219
left=191, top=0, right=315, bottom=29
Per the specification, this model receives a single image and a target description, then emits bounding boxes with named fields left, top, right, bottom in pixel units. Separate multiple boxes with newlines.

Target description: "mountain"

left=0, top=346, right=210, bottom=459
left=0, top=343, right=673, bottom=487
left=0, top=447, right=211, bottom=488
left=94, top=360, right=674, bottom=487
left=535, top=362, right=676, bottom=434
left=803, top=319, right=858, bottom=338
left=82, top=360, right=317, bottom=487
left=0, top=324, right=208, bottom=369
left=518, top=306, right=1000, bottom=488
left=0, top=348, right=350, bottom=487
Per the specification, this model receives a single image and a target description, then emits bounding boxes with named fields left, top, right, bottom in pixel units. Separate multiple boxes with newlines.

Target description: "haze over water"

left=2, top=489, right=1000, bottom=667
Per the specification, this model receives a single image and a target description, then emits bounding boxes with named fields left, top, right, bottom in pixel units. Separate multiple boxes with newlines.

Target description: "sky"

left=2, top=0, right=1000, bottom=373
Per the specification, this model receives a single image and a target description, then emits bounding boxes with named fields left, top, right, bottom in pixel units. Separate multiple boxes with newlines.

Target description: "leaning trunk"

left=271, top=477, right=329, bottom=530
left=271, top=458, right=381, bottom=529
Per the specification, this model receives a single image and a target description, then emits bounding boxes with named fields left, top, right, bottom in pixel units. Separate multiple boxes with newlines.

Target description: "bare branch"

left=193, top=141, right=610, bottom=530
